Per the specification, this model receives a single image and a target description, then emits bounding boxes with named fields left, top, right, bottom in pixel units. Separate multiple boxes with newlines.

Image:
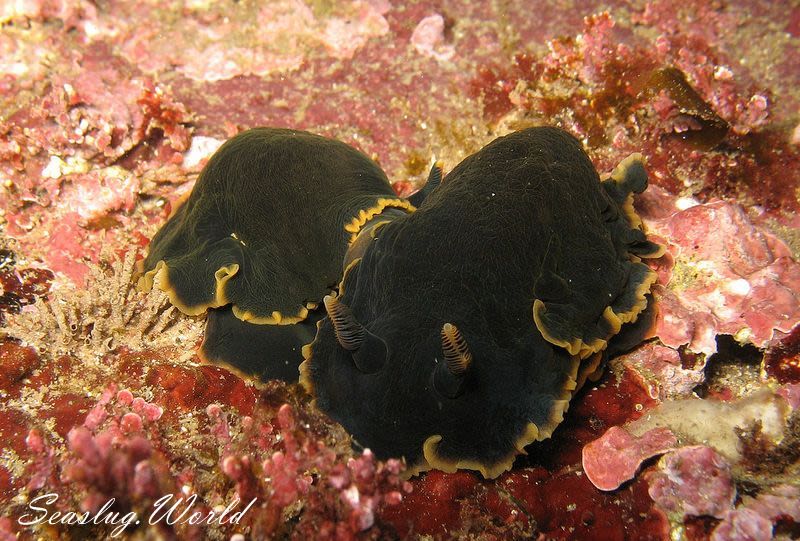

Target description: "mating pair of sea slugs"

left=139, top=126, right=662, bottom=477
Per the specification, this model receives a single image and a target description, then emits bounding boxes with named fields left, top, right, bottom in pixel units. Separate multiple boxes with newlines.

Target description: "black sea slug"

left=138, top=127, right=436, bottom=380
left=301, top=126, right=663, bottom=477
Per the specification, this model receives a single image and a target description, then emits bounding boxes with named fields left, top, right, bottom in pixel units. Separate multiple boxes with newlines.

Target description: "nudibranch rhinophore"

left=138, top=127, right=432, bottom=381
left=300, top=126, right=664, bottom=478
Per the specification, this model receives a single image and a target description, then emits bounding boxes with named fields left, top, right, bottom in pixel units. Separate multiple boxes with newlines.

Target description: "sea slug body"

left=139, top=127, right=431, bottom=380
left=301, top=126, right=663, bottom=477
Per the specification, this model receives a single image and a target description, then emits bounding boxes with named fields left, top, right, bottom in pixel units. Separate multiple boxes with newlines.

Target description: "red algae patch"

left=0, top=341, right=41, bottom=398
left=503, top=468, right=670, bottom=541
left=380, top=470, right=535, bottom=539
left=145, top=364, right=258, bottom=417
left=763, top=326, right=800, bottom=384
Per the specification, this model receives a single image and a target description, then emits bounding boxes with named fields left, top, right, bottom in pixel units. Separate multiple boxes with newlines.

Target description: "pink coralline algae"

left=61, top=427, right=165, bottom=513
left=8, top=377, right=408, bottom=539
left=55, top=168, right=140, bottom=225
left=741, top=485, right=800, bottom=527
left=410, top=14, right=455, bottom=62
left=630, top=0, right=771, bottom=137
left=581, top=382, right=800, bottom=536
left=19, top=385, right=193, bottom=538
left=711, top=508, right=774, bottom=541
left=2, top=50, right=191, bottom=176
left=23, top=429, right=56, bottom=494
left=777, top=383, right=800, bottom=409
left=0, top=517, right=15, bottom=541
left=320, top=0, right=391, bottom=60
left=620, top=342, right=705, bottom=400
left=582, top=426, right=677, bottom=491
left=88, top=0, right=391, bottom=81
left=1, top=46, right=192, bottom=283
left=473, top=6, right=800, bottom=215
left=0, top=0, right=96, bottom=27
left=643, top=199, right=800, bottom=356
left=711, top=485, right=800, bottom=541
left=570, top=12, right=627, bottom=87
left=646, top=445, right=736, bottom=520
left=215, top=403, right=408, bottom=539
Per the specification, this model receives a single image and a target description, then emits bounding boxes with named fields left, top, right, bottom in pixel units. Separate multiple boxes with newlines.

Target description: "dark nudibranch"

left=300, top=126, right=664, bottom=478
left=138, top=127, right=433, bottom=380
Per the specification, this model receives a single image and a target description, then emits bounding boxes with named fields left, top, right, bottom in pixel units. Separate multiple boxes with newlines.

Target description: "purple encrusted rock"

left=646, top=445, right=736, bottom=519
left=711, top=508, right=773, bottom=541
